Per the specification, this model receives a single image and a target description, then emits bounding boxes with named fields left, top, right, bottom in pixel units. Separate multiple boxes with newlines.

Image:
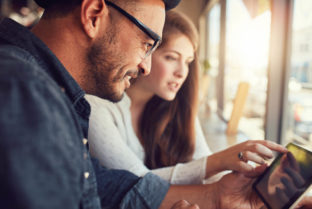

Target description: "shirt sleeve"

left=92, top=158, right=169, bottom=209
left=87, top=96, right=211, bottom=185
left=193, top=117, right=213, bottom=159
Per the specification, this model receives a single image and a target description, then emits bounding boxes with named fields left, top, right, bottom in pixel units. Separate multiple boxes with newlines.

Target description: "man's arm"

left=159, top=183, right=219, bottom=209
left=92, top=157, right=170, bottom=209
left=0, top=62, right=85, bottom=209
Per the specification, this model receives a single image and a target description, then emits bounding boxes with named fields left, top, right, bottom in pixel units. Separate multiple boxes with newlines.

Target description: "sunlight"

left=227, top=10, right=271, bottom=71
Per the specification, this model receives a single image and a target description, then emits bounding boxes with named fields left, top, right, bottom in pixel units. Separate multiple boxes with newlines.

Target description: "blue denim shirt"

left=0, top=18, right=169, bottom=209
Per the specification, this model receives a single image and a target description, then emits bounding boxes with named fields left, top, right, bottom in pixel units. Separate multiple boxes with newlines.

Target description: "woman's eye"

left=165, top=55, right=177, bottom=61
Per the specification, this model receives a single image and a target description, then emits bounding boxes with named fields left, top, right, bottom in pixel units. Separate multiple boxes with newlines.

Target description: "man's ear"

left=81, top=0, right=108, bottom=38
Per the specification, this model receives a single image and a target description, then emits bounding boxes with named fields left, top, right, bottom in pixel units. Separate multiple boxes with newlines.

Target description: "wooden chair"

left=226, top=82, right=250, bottom=135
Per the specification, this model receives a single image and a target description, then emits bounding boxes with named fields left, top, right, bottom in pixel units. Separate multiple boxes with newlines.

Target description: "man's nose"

left=138, top=55, right=152, bottom=76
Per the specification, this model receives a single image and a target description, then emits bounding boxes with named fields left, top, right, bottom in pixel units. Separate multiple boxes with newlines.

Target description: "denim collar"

left=0, top=18, right=85, bottom=106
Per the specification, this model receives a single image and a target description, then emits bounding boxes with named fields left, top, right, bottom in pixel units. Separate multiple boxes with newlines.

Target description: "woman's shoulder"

left=85, top=93, right=132, bottom=121
left=85, top=94, right=113, bottom=106
left=86, top=94, right=129, bottom=109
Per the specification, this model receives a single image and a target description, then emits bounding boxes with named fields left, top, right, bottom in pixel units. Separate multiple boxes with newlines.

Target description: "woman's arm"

left=194, top=117, right=288, bottom=179
left=204, top=140, right=288, bottom=178
left=87, top=95, right=209, bottom=184
left=192, top=118, right=212, bottom=160
left=87, top=95, right=150, bottom=176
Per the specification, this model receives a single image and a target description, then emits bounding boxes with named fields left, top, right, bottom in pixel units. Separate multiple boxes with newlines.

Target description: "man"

left=0, top=0, right=269, bottom=208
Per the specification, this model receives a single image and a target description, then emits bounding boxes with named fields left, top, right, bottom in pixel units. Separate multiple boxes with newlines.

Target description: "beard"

left=86, top=25, right=126, bottom=103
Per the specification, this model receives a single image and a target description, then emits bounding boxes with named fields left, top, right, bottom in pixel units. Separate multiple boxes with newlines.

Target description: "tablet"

left=253, top=143, right=312, bottom=209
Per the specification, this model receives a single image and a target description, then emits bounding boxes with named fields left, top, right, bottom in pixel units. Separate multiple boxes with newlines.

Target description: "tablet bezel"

left=252, top=142, right=312, bottom=209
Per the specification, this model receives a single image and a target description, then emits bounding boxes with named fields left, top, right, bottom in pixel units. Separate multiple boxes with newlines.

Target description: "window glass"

left=284, top=0, right=312, bottom=145
left=224, top=0, right=271, bottom=139
left=203, top=4, right=221, bottom=112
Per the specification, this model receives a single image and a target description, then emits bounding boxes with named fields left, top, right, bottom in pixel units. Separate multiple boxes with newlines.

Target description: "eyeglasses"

left=105, top=1, right=161, bottom=58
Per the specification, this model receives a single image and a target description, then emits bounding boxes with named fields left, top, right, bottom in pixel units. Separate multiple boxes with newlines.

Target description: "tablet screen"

left=253, top=143, right=312, bottom=209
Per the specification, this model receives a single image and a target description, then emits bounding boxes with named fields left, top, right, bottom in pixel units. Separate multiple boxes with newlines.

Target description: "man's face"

left=87, top=0, right=166, bottom=102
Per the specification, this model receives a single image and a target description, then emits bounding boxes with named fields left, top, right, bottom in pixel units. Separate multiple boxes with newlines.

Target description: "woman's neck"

left=127, top=83, right=154, bottom=139
left=127, top=83, right=154, bottom=113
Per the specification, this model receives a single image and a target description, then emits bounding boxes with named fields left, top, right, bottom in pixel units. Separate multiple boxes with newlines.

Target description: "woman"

left=86, top=11, right=287, bottom=184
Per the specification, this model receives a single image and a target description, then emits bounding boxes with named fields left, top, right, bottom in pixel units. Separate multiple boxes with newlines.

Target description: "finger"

left=260, top=140, right=288, bottom=153
left=253, top=140, right=288, bottom=153
left=284, top=167, right=305, bottom=187
left=190, top=204, right=200, bottom=209
left=171, top=200, right=191, bottom=209
left=244, top=151, right=266, bottom=164
left=236, top=160, right=254, bottom=173
left=247, top=143, right=275, bottom=159
left=171, top=200, right=200, bottom=209
left=245, top=164, right=268, bottom=178
left=295, top=196, right=312, bottom=208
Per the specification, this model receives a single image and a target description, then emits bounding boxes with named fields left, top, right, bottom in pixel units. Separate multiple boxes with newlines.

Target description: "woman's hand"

left=206, top=140, right=288, bottom=178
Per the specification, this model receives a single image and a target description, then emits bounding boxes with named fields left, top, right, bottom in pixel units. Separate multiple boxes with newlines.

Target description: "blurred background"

left=1, top=0, right=311, bottom=151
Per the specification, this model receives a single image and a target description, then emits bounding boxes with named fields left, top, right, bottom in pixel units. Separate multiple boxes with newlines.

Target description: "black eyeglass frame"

left=105, top=1, right=162, bottom=57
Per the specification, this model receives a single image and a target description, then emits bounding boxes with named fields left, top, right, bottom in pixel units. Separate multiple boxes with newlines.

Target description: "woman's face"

left=136, top=34, right=195, bottom=101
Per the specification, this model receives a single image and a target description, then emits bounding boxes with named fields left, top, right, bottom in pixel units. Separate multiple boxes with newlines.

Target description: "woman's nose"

left=174, top=62, right=188, bottom=78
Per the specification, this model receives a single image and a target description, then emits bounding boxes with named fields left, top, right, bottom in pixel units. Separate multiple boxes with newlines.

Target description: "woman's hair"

left=139, top=11, right=200, bottom=169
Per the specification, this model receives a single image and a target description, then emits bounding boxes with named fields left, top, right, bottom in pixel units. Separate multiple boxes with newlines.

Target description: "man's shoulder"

left=0, top=44, right=68, bottom=113
left=0, top=44, right=59, bottom=93
left=0, top=44, right=41, bottom=78
left=0, top=45, right=80, bottom=145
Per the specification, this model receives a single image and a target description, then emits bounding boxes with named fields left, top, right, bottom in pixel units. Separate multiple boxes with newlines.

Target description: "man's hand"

left=215, top=164, right=268, bottom=209
left=171, top=200, right=200, bottom=209
left=295, top=196, right=312, bottom=209
left=160, top=164, right=267, bottom=209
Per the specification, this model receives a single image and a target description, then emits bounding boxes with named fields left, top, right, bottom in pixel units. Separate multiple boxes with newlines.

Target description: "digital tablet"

left=253, top=143, right=312, bottom=209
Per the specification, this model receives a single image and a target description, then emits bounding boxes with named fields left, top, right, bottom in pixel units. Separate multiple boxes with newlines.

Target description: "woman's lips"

left=168, top=82, right=179, bottom=91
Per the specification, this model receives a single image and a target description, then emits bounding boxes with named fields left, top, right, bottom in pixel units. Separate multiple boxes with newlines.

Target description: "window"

left=200, top=0, right=312, bottom=147
left=203, top=3, right=221, bottom=113
left=224, top=0, right=271, bottom=139
left=284, top=0, right=312, bottom=145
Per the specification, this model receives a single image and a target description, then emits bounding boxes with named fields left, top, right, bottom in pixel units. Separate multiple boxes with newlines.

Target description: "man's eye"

left=145, top=42, right=153, bottom=50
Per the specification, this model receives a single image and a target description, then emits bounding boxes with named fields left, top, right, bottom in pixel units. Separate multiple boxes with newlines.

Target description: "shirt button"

left=83, top=153, right=88, bottom=159
left=60, top=87, right=65, bottom=92
left=84, top=172, right=90, bottom=179
left=82, top=138, right=88, bottom=145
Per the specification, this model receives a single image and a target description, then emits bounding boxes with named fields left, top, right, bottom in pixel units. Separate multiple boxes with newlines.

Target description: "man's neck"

left=31, top=16, right=89, bottom=90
